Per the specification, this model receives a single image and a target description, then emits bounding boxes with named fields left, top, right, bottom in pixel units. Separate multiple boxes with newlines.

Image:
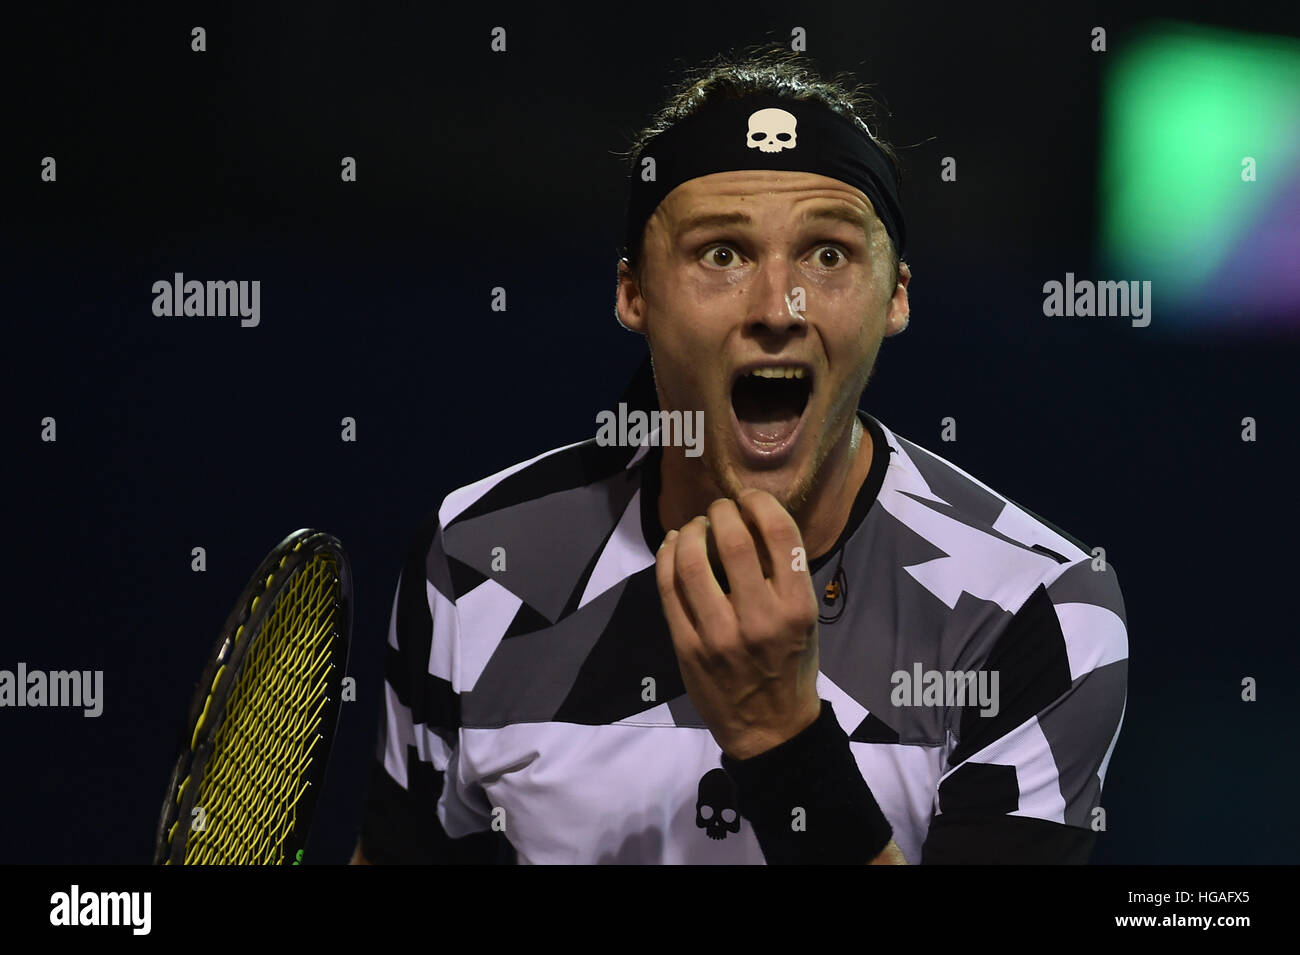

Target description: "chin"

left=713, top=450, right=815, bottom=515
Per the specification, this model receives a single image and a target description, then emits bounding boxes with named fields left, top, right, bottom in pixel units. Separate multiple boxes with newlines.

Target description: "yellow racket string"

left=178, top=549, right=340, bottom=864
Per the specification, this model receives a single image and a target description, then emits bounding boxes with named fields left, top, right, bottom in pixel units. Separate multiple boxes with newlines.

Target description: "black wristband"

left=720, top=699, right=893, bottom=864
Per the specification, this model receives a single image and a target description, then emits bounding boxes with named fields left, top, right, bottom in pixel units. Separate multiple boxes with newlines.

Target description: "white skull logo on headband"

left=746, top=108, right=798, bottom=153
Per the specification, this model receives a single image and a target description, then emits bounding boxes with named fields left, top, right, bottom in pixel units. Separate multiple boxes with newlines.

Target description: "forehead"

left=657, top=169, right=880, bottom=232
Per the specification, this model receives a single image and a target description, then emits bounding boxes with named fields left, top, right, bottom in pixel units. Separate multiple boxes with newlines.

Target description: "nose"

left=746, top=257, right=807, bottom=336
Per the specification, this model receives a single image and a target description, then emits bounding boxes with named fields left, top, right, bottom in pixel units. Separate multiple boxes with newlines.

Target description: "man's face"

left=617, top=170, right=910, bottom=515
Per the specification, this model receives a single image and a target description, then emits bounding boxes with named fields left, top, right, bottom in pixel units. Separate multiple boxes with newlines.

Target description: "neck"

left=656, top=412, right=873, bottom=562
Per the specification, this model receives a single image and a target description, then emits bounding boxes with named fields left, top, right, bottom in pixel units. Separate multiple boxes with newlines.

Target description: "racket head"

left=153, top=528, right=353, bottom=865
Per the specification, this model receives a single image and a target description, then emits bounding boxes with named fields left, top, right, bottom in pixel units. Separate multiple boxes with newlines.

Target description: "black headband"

left=623, top=94, right=906, bottom=265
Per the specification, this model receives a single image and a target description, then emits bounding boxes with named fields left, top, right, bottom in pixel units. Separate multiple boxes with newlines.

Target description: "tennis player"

left=353, top=49, right=1128, bottom=864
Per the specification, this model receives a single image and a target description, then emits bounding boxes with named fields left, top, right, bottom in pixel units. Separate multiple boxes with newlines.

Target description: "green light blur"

left=1099, top=23, right=1300, bottom=299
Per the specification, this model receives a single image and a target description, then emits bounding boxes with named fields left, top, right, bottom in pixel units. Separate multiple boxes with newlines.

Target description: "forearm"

left=870, top=839, right=907, bottom=864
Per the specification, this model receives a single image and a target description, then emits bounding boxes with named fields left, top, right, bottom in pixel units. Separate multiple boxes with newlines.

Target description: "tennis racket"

left=153, top=528, right=352, bottom=865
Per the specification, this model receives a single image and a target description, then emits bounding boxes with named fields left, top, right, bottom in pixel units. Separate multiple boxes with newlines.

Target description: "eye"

left=700, top=243, right=743, bottom=269
left=811, top=244, right=849, bottom=269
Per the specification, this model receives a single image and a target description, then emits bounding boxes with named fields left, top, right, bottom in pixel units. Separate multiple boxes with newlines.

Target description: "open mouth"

left=730, top=365, right=812, bottom=460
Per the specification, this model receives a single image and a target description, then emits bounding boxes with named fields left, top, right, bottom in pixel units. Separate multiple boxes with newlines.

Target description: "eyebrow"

left=674, top=211, right=751, bottom=237
left=801, top=205, right=871, bottom=232
left=674, top=205, right=871, bottom=239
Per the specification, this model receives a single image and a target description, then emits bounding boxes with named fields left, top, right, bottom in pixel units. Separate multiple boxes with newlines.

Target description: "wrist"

left=721, top=699, right=822, bottom=761
left=720, top=699, right=893, bottom=865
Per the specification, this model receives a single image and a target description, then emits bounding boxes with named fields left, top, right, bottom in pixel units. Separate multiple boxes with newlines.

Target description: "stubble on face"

left=630, top=170, right=898, bottom=537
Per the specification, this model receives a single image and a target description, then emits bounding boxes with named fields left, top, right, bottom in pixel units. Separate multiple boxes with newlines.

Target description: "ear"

left=883, top=260, right=911, bottom=337
left=616, top=258, right=648, bottom=334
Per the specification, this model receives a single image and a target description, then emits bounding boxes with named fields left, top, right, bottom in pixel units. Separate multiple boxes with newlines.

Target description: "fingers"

left=663, top=518, right=736, bottom=650
left=654, top=529, right=700, bottom=653
left=659, top=491, right=816, bottom=654
left=736, top=489, right=815, bottom=606
left=705, top=497, right=768, bottom=614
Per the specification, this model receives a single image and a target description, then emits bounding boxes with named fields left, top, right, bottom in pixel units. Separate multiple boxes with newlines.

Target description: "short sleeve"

left=357, top=509, right=513, bottom=864
left=921, top=558, right=1128, bottom=863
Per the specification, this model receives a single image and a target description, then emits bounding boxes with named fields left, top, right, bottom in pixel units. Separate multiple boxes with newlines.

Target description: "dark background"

left=4, top=1, right=1297, bottom=865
